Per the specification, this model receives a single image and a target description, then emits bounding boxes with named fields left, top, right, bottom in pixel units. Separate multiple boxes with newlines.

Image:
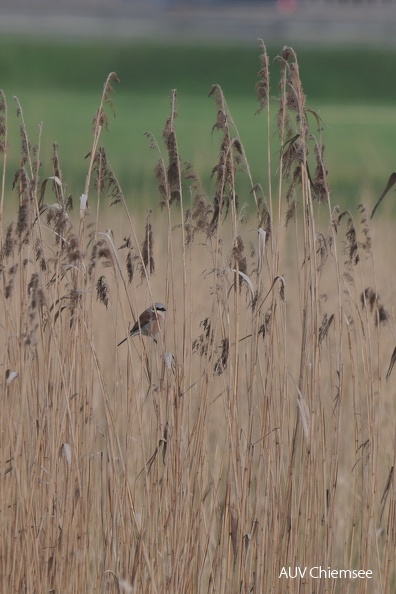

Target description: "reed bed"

left=0, top=45, right=395, bottom=593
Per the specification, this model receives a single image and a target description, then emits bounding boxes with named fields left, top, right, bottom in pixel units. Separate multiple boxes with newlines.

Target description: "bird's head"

left=153, top=303, right=166, bottom=313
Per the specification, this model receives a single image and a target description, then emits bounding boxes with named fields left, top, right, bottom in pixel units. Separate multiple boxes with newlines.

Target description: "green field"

left=1, top=38, right=396, bottom=211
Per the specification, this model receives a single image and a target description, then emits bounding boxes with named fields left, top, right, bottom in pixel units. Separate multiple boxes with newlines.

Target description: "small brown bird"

left=117, top=302, right=166, bottom=346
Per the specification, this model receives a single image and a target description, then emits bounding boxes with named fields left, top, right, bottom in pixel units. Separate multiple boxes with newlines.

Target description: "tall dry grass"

left=0, top=44, right=395, bottom=593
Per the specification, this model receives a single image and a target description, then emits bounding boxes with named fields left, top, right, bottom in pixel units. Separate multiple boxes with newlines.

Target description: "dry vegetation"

left=0, top=44, right=395, bottom=593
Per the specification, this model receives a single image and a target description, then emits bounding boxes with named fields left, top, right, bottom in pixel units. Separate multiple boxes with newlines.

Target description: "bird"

left=117, top=302, right=166, bottom=346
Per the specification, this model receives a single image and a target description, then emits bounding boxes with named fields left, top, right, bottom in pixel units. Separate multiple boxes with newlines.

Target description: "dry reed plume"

left=0, top=45, right=395, bottom=594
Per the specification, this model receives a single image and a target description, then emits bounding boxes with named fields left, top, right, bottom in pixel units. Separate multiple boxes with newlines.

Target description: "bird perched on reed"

left=117, top=302, right=166, bottom=346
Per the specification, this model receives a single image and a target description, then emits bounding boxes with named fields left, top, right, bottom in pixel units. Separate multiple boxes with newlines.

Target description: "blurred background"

left=1, top=0, right=396, bottom=211
left=2, top=0, right=396, bottom=44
